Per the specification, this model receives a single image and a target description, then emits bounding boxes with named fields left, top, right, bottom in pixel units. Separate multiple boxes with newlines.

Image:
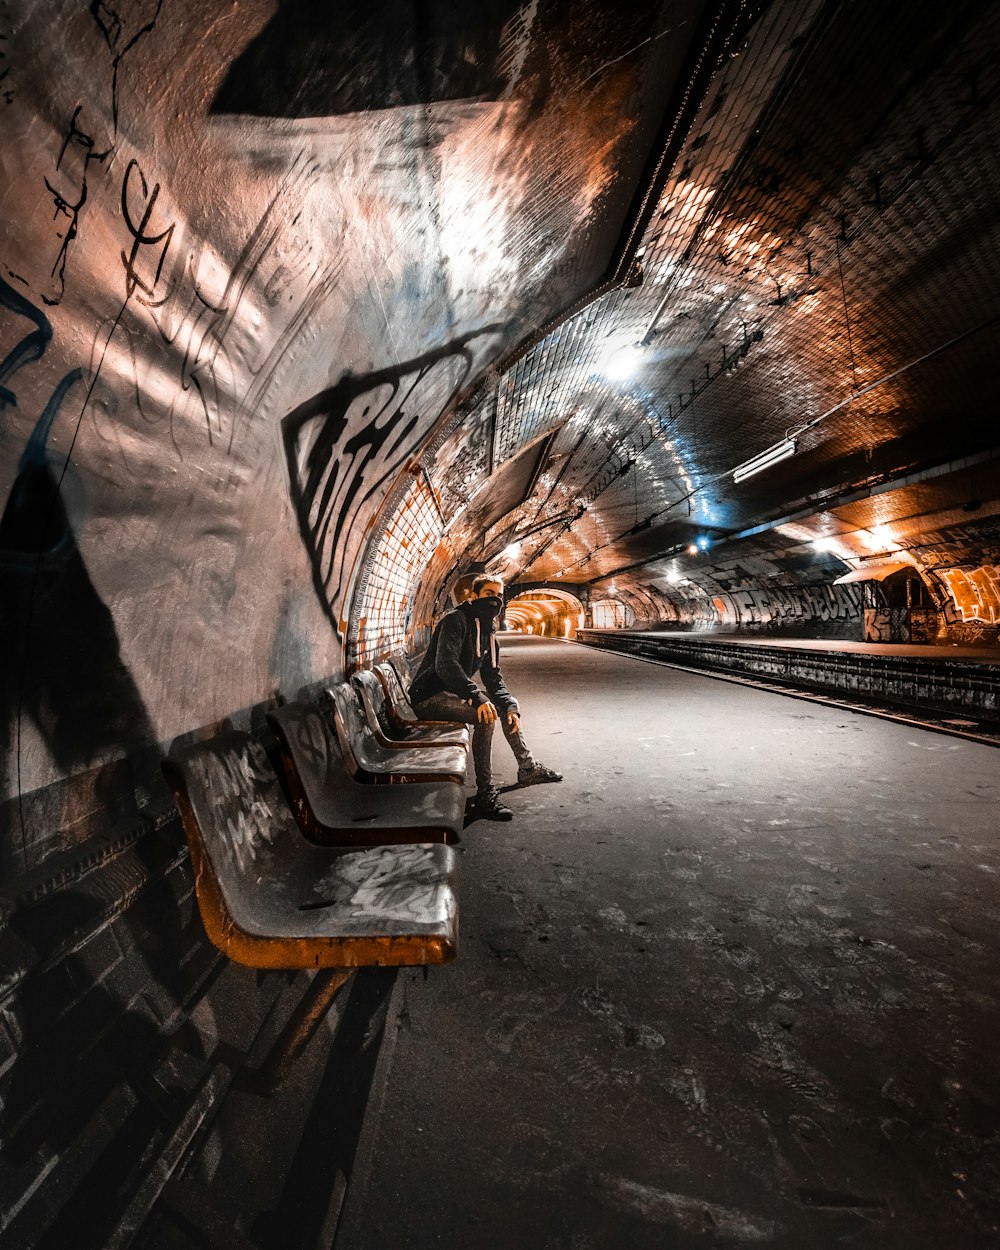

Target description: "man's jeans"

left=410, top=692, right=531, bottom=793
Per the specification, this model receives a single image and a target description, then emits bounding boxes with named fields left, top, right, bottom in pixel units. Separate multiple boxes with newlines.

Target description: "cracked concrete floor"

left=337, top=635, right=1000, bottom=1250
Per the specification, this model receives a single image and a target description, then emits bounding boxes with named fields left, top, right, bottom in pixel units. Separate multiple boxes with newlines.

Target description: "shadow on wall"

left=0, top=829, right=211, bottom=1177
left=211, top=0, right=537, bottom=116
left=281, top=326, right=504, bottom=644
left=0, top=388, right=210, bottom=1228
left=0, top=383, right=158, bottom=872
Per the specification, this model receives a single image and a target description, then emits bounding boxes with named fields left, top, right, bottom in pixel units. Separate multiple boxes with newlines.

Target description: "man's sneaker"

left=517, top=762, right=563, bottom=786
left=471, top=787, right=514, bottom=821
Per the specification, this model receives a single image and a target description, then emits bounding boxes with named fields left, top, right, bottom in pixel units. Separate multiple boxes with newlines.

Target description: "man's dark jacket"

left=409, top=602, right=518, bottom=715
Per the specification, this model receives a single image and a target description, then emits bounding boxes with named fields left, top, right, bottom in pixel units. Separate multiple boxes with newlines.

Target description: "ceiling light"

left=857, top=526, right=902, bottom=553
left=732, top=437, right=797, bottom=483
left=600, top=343, right=643, bottom=382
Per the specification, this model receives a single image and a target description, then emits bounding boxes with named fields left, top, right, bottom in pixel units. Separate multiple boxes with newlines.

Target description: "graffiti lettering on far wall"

left=937, top=565, right=1000, bottom=624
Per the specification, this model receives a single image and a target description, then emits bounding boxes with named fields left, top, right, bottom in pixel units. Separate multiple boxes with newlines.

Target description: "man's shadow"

left=0, top=420, right=158, bottom=854
left=0, top=405, right=210, bottom=1180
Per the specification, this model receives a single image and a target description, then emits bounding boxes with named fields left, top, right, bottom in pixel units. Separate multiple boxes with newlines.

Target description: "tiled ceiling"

left=430, top=0, right=1000, bottom=594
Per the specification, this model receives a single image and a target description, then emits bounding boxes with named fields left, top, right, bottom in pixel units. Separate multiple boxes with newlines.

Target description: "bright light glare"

left=600, top=343, right=643, bottom=381
left=502, top=544, right=520, bottom=559
left=812, top=536, right=838, bottom=552
left=861, top=525, right=902, bottom=552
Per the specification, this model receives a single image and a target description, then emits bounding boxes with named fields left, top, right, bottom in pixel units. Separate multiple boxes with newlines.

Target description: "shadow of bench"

left=267, top=700, right=464, bottom=845
left=162, top=731, right=459, bottom=970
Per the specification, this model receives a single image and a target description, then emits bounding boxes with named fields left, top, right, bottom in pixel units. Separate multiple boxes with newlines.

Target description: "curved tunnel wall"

left=1, top=0, right=706, bottom=863
left=2, top=7, right=999, bottom=1242
left=3, top=0, right=1000, bottom=871
left=352, top=0, right=1000, bottom=664
left=505, top=588, right=584, bottom=637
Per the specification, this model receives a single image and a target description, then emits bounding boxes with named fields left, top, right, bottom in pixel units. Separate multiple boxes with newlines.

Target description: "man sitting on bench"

left=409, top=575, right=562, bottom=821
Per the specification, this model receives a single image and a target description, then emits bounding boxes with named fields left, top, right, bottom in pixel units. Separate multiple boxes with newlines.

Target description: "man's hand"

left=507, top=711, right=521, bottom=733
left=477, top=701, right=499, bottom=724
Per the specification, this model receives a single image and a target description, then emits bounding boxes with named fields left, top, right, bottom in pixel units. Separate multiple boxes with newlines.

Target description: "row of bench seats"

left=162, top=661, right=469, bottom=972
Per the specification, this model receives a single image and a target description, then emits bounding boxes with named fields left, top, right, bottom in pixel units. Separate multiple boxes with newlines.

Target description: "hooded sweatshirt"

left=408, top=600, right=519, bottom=715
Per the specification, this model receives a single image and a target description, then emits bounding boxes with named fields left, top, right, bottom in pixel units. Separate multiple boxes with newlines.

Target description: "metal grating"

left=354, top=472, right=444, bottom=668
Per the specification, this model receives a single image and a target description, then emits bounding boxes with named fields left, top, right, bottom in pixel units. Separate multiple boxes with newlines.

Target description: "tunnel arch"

left=505, top=587, right=584, bottom=638
left=2, top=4, right=1000, bottom=1245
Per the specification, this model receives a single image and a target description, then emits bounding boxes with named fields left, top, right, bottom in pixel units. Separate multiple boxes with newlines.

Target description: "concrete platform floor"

left=336, top=635, right=1000, bottom=1250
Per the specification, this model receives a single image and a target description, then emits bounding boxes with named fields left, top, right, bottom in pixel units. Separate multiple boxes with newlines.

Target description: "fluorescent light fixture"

left=732, top=437, right=797, bottom=483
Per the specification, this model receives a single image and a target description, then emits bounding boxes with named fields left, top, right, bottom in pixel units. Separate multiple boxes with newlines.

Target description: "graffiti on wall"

left=0, top=276, right=52, bottom=412
left=6, top=13, right=327, bottom=464
left=88, top=155, right=231, bottom=462
left=282, top=326, right=504, bottom=640
left=707, top=584, right=861, bottom=630
left=936, top=565, right=1000, bottom=625
left=862, top=607, right=937, bottom=644
left=90, top=0, right=164, bottom=132
left=632, top=579, right=864, bottom=634
left=13, top=1, right=163, bottom=305
left=85, top=150, right=331, bottom=466
left=119, top=157, right=175, bottom=306
left=0, top=13, right=348, bottom=824
left=864, top=608, right=905, bottom=643
left=41, top=107, right=112, bottom=306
